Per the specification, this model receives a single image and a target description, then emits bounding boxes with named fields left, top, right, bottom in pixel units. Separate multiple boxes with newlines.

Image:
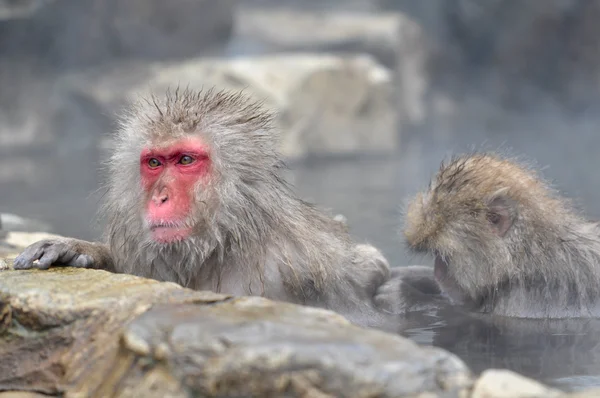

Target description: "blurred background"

left=2, top=0, right=600, bottom=268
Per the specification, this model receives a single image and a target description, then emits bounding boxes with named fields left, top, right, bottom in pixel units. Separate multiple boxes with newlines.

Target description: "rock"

left=471, top=369, right=563, bottom=398
left=109, top=297, right=472, bottom=397
left=0, top=266, right=473, bottom=397
left=0, top=393, right=50, bottom=398
left=234, top=9, right=402, bottom=70
left=233, top=8, right=430, bottom=128
left=0, top=266, right=229, bottom=396
left=67, top=54, right=398, bottom=160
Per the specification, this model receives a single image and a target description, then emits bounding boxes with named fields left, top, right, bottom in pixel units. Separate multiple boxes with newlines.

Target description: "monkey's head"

left=403, top=153, right=568, bottom=304
left=104, top=88, right=280, bottom=253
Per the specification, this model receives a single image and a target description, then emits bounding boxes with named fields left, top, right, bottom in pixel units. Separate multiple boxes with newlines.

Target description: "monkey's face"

left=139, top=136, right=213, bottom=244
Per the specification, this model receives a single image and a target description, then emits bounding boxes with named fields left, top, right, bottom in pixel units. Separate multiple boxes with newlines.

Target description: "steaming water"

left=3, top=130, right=600, bottom=392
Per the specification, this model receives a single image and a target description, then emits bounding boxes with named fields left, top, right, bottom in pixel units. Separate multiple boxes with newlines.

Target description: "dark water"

left=399, top=306, right=600, bottom=392
left=3, top=128, right=600, bottom=391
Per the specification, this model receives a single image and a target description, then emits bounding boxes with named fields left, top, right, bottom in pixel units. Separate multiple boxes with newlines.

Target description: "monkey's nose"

left=151, top=189, right=169, bottom=206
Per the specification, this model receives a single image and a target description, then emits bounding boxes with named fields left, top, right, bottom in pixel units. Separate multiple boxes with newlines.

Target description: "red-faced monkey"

left=404, top=153, right=600, bottom=318
left=14, top=88, right=434, bottom=328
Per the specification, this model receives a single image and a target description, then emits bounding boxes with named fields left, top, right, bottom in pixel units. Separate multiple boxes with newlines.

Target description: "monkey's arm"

left=374, top=265, right=445, bottom=314
left=320, top=246, right=444, bottom=327
left=388, top=265, right=442, bottom=296
left=13, top=238, right=115, bottom=272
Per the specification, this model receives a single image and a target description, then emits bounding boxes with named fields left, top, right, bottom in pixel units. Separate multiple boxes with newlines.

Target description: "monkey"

left=403, top=152, right=600, bottom=318
left=12, top=87, right=434, bottom=329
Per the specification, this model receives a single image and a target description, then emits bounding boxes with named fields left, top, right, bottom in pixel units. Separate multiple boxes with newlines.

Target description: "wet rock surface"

left=0, top=265, right=473, bottom=397
left=104, top=298, right=472, bottom=397
left=0, top=255, right=598, bottom=396
left=0, top=266, right=229, bottom=396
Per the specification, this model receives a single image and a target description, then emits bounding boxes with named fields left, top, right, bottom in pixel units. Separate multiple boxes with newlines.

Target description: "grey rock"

left=233, top=8, right=431, bottom=128
left=0, top=266, right=473, bottom=397
left=105, top=296, right=473, bottom=397
left=0, top=266, right=228, bottom=396
left=471, top=370, right=563, bottom=398
left=66, top=53, right=398, bottom=161
left=1, top=255, right=598, bottom=397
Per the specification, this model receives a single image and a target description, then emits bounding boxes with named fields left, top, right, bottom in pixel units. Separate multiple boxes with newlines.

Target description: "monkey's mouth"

left=148, top=222, right=193, bottom=243
left=434, top=255, right=449, bottom=281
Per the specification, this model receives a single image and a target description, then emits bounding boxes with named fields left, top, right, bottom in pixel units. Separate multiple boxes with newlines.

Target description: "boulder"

left=67, top=53, right=398, bottom=160
left=471, top=370, right=563, bottom=398
left=233, top=8, right=430, bottom=128
left=0, top=266, right=230, bottom=396
left=234, top=9, right=404, bottom=70
left=0, top=265, right=473, bottom=397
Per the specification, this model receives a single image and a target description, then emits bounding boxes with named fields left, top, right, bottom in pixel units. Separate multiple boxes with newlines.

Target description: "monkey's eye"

left=179, top=155, right=194, bottom=165
left=148, top=158, right=162, bottom=168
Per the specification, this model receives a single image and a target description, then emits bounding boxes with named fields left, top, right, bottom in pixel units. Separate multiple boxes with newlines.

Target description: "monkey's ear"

left=486, top=193, right=516, bottom=237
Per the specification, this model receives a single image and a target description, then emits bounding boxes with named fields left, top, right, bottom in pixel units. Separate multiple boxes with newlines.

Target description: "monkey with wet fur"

left=13, top=88, right=431, bottom=328
left=404, top=153, right=600, bottom=318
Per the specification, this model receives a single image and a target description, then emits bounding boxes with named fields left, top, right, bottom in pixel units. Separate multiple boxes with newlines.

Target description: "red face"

left=140, top=137, right=211, bottom=243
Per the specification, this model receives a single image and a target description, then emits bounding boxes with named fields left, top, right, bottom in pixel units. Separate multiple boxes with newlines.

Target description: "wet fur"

left=13, top=87, right=435, bottom=328
left=404, top=153, right=600, bottom=318
left=100, top=87, right=394, bottom=323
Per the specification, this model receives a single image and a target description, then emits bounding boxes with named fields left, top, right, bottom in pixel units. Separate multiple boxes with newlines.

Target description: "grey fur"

left=404, top=152, right=600, bottom=318
left=14, top=87, right=431, bottom=329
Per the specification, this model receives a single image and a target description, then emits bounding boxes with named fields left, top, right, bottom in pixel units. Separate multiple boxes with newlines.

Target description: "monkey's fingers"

left=35, top=246, right=64, bottom=270
left=13, top=241, right=52, bottom=270
left=13, top=240, right=82, bottom=270
left=39, top=246, right=94, bottom=269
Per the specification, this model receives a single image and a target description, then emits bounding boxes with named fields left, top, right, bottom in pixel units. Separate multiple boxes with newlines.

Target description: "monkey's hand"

left=13, top=238, right=113, bottom=271
left=375, top=266, right=445, bottom=314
